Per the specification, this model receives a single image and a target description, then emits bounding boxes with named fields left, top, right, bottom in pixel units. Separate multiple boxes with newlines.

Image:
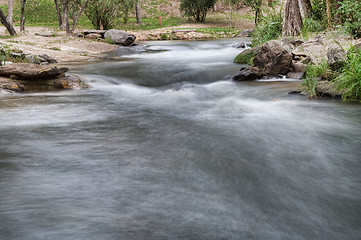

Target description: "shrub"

left=302, top=17, right=326, bottom=34
left=338, top=0, right=361, bottom=38
left=301, top=61, right=332, bottom=98
left=334, top=47, right=361, bottom=102
left=180, top=0, right=217, bottom=22
left=250, top=10, right=283, bottom=47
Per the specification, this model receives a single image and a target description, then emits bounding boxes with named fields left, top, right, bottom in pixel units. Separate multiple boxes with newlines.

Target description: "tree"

left=85, top=0, right=120, bottom=30
left=54, top=0, right=89, bottom=35
left=136, top=0, right=142, bottom=25
left=54, top=0, right=63, bottom=28
left=242, top=0, right=263, bottom=25
left=299, top=0, right=312, bottom=17
left=180, top=0, right=217, bottom=22
left=85, top=0, right=135, bottom=29
left=70, top=0, right=89, bottom=34
left=7, top=0, right=13, bottom=24
left=20, top=0, right=26, bottom=32
left=229, top=0, right=242, bottom=27
left=0, top=7, right=17, bottom=35
left=119, top=0, right=136, bottom=24
left=326, top=0, right=331, bottom=27
left=283, top=0, right=303, bottom=36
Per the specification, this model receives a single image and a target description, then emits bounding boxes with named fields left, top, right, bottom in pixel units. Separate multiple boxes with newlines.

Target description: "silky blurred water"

left=1, top=39, right=361, bottom=240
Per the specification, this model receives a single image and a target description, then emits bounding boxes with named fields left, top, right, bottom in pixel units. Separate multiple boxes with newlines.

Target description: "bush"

left=338, top=0, right=361, bottom=38
left=180, top=0, right=217, bottom=22
left=302, top=17, right=326, bottom=34
left=250, top=10, right=282, bottom=47
left=334, top=47, right=361, bottom=102
left=301, top=61, right=332, bottom=98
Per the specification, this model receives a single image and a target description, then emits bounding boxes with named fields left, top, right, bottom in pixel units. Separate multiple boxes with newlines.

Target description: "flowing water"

left=1, top=39, right=361, bottom=240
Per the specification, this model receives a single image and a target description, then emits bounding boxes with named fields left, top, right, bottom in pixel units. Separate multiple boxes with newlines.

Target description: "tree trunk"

left=283, top=0, right=303, bottom=36
left=326, top=0, right=332, bottom=27
left=20, top=0, right=26, bottom=32
left=63, top=0, right=70, bottom=36
left=334, top=0, right=343, bottom=25
left=59, top=0, right=67, bottom=30
left=71, top=0, right=89, bottom=34
left=0, top=7, right=17, bottom=35
left=7, top=0, right=13, bottom=24
left=299, top=0, right=312, bottom=17
left=136, top=1, right=142, bottom=25
left=54, top=0, right=62, bottom=28
left=229, top=1, right=233, bottom=27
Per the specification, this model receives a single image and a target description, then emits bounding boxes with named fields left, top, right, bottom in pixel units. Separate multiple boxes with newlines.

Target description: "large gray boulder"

left=327, top=46, right=346, bottom=70
left=104, top=29, right=136, bottom=46
left=253, top=40, right=293, bottom=75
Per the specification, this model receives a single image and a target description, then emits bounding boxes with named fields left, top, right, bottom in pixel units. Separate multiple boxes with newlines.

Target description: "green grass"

left=301, top=61, right=331, bottom=98
left=250, top=11, right=282, bottom=46
left=197, top=27, right=241, bottom=37
left=334, top=47, right=361, bottom=102
left=117, top=17, right=184, bottom=31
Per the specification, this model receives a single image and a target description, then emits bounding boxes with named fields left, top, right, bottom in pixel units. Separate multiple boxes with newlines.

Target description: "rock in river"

left=0, top=63, right=68, bottom=80
left=253, top=40, right=293, bottom=75
left=104, top=29, right=136, bottom=46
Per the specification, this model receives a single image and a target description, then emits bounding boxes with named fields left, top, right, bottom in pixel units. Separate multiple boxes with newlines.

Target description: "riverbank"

left=232, top=31, right=361, bottom=101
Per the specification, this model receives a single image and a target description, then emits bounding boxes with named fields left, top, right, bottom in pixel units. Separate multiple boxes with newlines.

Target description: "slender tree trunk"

left=334, top=0, right=343, bottom=25
left=71, top=0, right=89, bottom=34
left=7, top=0, right=13, bottom=24
left=20, top=0, right=26, bottom=32
left=0, top=7, right=17, bottom=35
left=54, top=0, right=62, bottom=28
left=283, top=0, right=303, bottom=36
left=299, top=0, right=312, bottom=17
left=63, top=0, right=70, bottom=36
left=59, top=0, right=67, bottom=30
left=229, top=1, right=233, bottom=27
left=136, top=1, right=142, bottom=25
left=326, top=0, right=332, bottom=27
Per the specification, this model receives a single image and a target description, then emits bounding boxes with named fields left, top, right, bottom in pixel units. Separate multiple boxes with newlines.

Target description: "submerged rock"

left=232, top=67, right=263, bottom=81
left=104, top=30, right=136, bottom=46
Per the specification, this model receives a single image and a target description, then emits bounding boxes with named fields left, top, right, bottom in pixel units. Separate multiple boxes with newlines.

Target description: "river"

left=1, top=39, right=361, bottom=240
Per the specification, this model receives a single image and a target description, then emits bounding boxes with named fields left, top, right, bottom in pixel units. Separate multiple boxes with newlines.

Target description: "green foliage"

left=250, top=10, right=282, bottom=46
left=19, top=0, right=58, bottom=27
left=180, top=0, right=217, bottom=22
left=312, top=1, right=328, bottom=26
left=234, top=48, right=258, bottom=65
left=242, top=0, right=263, bottom=24
left=119, top=0, right=136, bottom=24
left=196, top=27, right=241, bottom=37
left=85, top=0, right=136, bottom=30
left=301, top=61, right=332, bottom=98
left=338, top=0, right=361, bottom=38
left=302, top=17, right=325, bottom=34
left=334, top=47, right=361, bottom=102
left=119, top=17, right=183, bottom=31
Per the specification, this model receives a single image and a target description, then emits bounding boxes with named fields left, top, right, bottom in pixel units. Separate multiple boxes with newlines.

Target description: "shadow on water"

left=1, top=39, right=361, bottom=240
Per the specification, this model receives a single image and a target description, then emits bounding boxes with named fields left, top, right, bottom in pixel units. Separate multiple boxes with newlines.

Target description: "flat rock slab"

left=0, top=63, right=68, bottom=80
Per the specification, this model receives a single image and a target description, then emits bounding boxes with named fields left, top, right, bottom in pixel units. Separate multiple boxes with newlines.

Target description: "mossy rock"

left=234, top=47, right=260, bottom=65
